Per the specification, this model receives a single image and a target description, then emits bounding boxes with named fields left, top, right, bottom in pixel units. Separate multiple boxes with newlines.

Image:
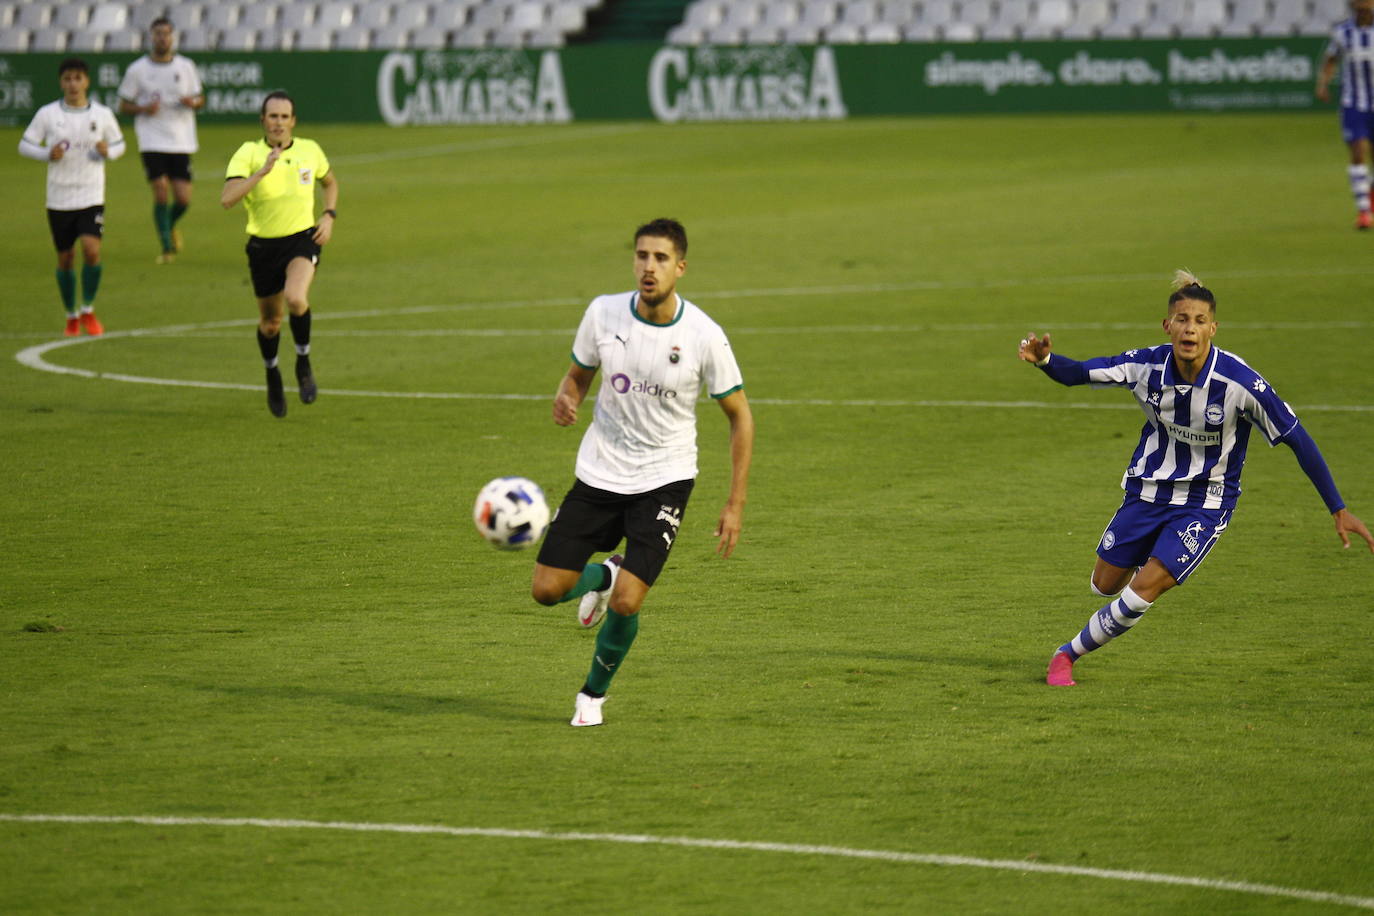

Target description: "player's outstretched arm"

left=1333, top=508, right=1374, bottom=552
left=1018, top=332, right=1052, bottom=365
left=714, top=390, right=753, bottom=558
left=552, top=363, right=596, bottom=427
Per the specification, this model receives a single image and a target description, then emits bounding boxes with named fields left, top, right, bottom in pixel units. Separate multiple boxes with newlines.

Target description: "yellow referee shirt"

left=225, top=137, right=330, bottom=238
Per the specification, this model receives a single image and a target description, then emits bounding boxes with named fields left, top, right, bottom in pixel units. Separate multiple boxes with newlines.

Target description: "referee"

left=220, top=90, right=338, bottom=418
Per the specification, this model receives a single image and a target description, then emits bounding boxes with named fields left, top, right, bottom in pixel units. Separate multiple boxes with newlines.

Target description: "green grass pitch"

left=1, top=112, right=1372, bottom=913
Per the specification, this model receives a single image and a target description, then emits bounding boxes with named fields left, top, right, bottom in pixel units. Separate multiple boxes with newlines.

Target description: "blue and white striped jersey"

left=1327, top=19, right=1374, bottom=111
left=1047, top=344, right=1299, bottom=510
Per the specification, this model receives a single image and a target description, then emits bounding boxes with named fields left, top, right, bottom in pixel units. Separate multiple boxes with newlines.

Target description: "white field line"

left=1, top=813, right=1371, bottom=910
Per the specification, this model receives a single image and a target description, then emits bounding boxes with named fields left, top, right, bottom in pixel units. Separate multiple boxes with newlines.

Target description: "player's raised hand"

left=49, top=140, right=67, bottom=161
left=1018, top=332, right=1052, bottom=364
left=1333, top=508, right=1374, bottom=552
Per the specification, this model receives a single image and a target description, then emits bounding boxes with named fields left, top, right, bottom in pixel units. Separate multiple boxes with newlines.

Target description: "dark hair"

left=635, top=218, right=688, bottom=259
left=58, top=57, right=88, bottom=77
left=260, top=90, right=294, bottom=117
left=150, top=16, right=174, bottom=30
left=1167, top=269, right=1216, bottom=314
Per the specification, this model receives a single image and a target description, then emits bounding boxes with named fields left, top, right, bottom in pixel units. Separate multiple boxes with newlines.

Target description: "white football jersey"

left=20, top=100, right=126, bottom=209
left=117, top=55, right=202, bottom=153
left=570, top=291, right=744, bottom=495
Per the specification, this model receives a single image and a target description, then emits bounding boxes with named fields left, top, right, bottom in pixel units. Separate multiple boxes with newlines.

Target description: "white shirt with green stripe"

left=571, top=291, right=743, bottom=495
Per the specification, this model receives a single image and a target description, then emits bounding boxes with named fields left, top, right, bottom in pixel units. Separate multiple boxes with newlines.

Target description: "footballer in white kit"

left=118, top=17, right=204, bottom=261
left=18, top=57, right=126, bottom=337
left=530, top=219, right=755, bottom=727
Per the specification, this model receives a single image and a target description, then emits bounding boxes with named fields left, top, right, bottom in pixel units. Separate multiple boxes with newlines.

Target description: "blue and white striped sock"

left=1061, top=586, right=1153, bottom=660
left=1350, top=165, right=1370, bottom=213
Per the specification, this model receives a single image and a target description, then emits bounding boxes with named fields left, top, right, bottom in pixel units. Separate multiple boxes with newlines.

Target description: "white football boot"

left=577, top=554, right=623, bottom=628
left=570, top=691, right=606, bottom=727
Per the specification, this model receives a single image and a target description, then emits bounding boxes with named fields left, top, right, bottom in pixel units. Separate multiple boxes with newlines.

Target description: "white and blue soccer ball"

left=472, top=476, right=550, bottom=550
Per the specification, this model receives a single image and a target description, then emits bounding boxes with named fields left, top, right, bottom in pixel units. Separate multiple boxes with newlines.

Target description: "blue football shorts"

left=1340, top=107, right=1374, bottom=144
left=1096, top=496, right=1232, bottom=586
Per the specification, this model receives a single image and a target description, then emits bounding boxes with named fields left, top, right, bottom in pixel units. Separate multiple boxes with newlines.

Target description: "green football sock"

left=55, top=269, right=76, bottom=314
left=153, top=202, right=172, bottom=251
left=170, top=201, right=188, bottom=226
left=584, top=610, right=638, bottom=695
left=80, top=264, right=102, bottom=306
left=557, top=563, right=611, bottom=604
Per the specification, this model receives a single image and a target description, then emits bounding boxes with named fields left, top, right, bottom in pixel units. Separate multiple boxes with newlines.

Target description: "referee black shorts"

left=46, top=206, right=104, bottom=251
left=245, top=228, right=321, bottom=299
left=140, top=151, right=193, bottom=182
left=537, top=478, right=695, bottom=587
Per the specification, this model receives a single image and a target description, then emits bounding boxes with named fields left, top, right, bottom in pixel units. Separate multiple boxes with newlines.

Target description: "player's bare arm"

left=1333, top=507, right=1374, bottom=552
left=312, top=172, right=338, bottom=244
left=552, top=363, right=596, bottom=427
left=220, top=146, right=282, bottom=209
left=714, top=390, right=754, bottom=558
left=1018, top=332, right=1052, bottom=364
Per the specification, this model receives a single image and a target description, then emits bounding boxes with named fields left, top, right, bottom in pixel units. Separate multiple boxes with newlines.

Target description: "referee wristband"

left=323, top=209, right=337, bottom=218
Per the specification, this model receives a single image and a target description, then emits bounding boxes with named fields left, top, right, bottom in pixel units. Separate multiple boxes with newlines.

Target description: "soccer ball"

left=472, top=477, right=550, bottom=550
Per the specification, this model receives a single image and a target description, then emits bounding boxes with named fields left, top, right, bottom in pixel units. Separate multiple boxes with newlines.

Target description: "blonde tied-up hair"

left=1167, top=269, right=1217, bottom=312
left=1171, top=269, right=1202, bottom=291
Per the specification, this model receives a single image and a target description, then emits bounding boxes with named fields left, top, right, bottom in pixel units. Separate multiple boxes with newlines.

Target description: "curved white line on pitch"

left=0, top=814, right=1369, bottom=910
left=14, top=332, right=1374, bottom=412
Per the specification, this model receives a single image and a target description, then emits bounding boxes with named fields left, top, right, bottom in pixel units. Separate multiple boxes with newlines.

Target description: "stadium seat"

left=683, top=0, right=726, bottom=28
left=399, top=0, right=435, bottom=27
left=15, top=4, right=53, bottom=30
left=294, top=26, right=335, bottom=49
left=761, top=0, right=801, bottom=26
left=432, top=2, right=474, bottom=30
left=1098, top=0, right=1149, bottom=37
left=237, top=4, right=278, bottom=29
left=1178, top=0, right=1226, bottom=35
left=370, top=23, right=413, bottom=46
left=176, top=24, right=216, bottom=48
left=0, top=2, right=16, bottom=28
left=526, top=24, right=566, bottom=44
left=450, top=25, right=489, bottom=43
left=722, top=1, right=763, bottom=26
left=277, top=4, right=315, bottom=29
left=705, top=22, right=744, bottom=41
left=67, top=28, right=106, bottom=50
left=54, top=3, right=91, bottom=31
left=202, top=3, right=241, bottom=30
left=863, top=20, right=902, bottom=38
left=87, top=2, right=129, bottom=32
left=745, top=21, right=783, bottom=39
left=797, top=0, right=839, bottom=29
left=823, top=19, right=863, bottom=39
left=942, top=18, right=979, bottom=37
left=666, top=22, right=704, bottom=41
left=1059, top=0, right=1109, bottom=37
left=217, top=24, right=258, bottom=49
left=470, top=2, right=508, bottom=27
left=840, top=0, right=880, bottom=24
left=355, top=1, right=392, bottom=28
left=956, top=0, right=995, bottom=26
left=780, top=21, right=822, bottom=40
left=411, top=24, right=448, bottom=45
left=508, top=1, right=546, bottom=30
left=315, top=1, right=356, bottom=29
left=30, top=27, right=70, bottom=52
left=101, top=28, right=145, bottom=50
left=996, top=0, right=1033, bottom=27
left=548, top=3, right=585, bottom=32
left=877, top=0, right=917, bottom=24
left=0, top=27, right=28, bottom=51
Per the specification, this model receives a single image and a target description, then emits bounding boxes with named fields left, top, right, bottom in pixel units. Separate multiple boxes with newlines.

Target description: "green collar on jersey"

left=629, top=291, right=684, bottom=327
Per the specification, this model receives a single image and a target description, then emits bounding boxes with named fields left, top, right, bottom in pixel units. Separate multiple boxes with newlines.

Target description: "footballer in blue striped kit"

left=1316, top=0, right=1374, bottom=229
left=1018, top=271, right=1373, bottom=686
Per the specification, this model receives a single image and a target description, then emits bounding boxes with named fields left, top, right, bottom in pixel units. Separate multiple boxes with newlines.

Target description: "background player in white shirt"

left=1316, top=0, right=1374, bottom=229
left=1018, top=271, right=1372, bottom=687
left=118, top=17, right=204, bottom=263
left=18, top=57, right=126, bottom=337
left=530, top=219, right=755, bottom=726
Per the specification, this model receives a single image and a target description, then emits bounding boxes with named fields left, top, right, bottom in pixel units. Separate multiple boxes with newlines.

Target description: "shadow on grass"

left=180, top=681, right=552, bottom=722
